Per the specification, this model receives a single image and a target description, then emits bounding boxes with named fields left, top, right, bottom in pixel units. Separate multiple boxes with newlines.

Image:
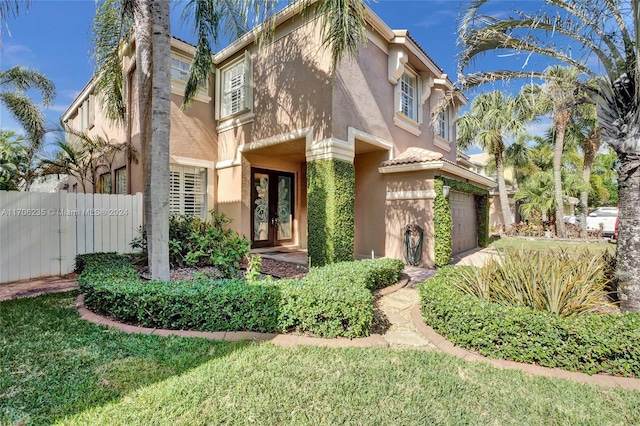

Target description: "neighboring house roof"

left=379, top=147, right=497, bottom=188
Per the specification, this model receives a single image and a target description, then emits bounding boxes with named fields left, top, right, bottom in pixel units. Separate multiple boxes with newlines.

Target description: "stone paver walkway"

left=2, top=247, right=640, bottom=391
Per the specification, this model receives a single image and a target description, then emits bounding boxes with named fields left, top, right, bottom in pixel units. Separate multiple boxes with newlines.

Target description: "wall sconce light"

left=442, top=185, right=451, bottom=198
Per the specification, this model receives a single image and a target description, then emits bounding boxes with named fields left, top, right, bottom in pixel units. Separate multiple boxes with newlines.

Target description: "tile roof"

left=380, top=147, right=444, bottom=167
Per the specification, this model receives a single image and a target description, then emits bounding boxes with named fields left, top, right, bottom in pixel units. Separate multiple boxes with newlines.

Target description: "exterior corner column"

left=305, top=137, right=355, bottom=267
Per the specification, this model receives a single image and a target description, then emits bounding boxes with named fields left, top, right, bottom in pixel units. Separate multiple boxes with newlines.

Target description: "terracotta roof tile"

left=380, top=147, right=444, bottom=167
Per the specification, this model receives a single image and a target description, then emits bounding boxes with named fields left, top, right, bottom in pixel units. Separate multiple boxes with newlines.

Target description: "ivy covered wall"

left=307, top=159, right=355, bottom=266
left=434, top=176, right=490, bottom=267
left=433, top=179, right=453, bottom=267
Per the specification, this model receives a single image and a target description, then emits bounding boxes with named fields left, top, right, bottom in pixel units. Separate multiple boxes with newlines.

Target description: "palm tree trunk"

left=495, top=152, right=513, bottom=231
left=148, top=0, right=171, bottom=280
left=553, top=112, right=569, bottom=238
left=580, top=131, right=599, bottom=238
left=616, top=152, right=640, bottom=312
left=134, top=0, right=170, bottom=280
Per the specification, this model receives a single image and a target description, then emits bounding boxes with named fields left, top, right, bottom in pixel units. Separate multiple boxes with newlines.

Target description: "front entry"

left=251, top=168, right=295, bottom=248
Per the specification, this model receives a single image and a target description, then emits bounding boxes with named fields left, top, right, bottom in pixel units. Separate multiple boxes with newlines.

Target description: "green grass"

left=2, top=293, right=640, bottom=425
left=489, top=237, right=614, bottom=254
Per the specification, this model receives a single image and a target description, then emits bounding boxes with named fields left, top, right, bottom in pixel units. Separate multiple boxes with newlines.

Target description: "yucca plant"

left=455, top=249, right=616, bottom=317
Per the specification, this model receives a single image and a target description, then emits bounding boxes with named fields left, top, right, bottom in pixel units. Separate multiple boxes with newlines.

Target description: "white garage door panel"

left=450, top=191, right=477, bottom=255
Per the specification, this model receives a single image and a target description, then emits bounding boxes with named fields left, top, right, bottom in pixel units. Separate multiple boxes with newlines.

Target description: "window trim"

left=216, top=50, right=253, bottom=123
left=115, top=166, right=127, bottom=195
left=169, top=164, right=207, bottom=218
left=98, top=172, right=112, bottom=194
left=170, top=53, right=211, bottom=103
left=393, top=68, right=422, bottom=136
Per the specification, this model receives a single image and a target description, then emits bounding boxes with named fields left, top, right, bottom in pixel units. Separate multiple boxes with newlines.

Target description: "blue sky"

left=0, top=0, right=545, bottom=153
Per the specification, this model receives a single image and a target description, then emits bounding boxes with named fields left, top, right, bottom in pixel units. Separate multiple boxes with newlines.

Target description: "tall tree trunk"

left=134, top=0, right=154, bottom=273
left=148, top=0, right=171, bottom=280
left=135, top=0, right=170, bottom=280
left=495, top=151, right=513, bottom=231
left=553, top=111, right=569, bottom=238
left=616, top=151, right=640, bottom=312
left=580, top=131, right=599, bottom=238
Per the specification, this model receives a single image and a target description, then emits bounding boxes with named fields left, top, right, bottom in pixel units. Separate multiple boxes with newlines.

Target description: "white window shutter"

left=244, top=50, right=253, bottom=112
left=214, top=68, right=221, bottom=120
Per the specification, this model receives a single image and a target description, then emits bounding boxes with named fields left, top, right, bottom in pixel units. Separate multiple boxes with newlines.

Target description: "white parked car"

left=586, top=207, right=618, bottom=236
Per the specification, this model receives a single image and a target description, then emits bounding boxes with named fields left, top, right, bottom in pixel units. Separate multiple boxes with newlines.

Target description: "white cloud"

left=1, top=43, right=35, bottom=67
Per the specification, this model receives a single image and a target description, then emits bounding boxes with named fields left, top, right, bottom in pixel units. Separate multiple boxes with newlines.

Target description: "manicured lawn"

left=2, top=293, right=640, bottom=425
left=489, top=237, right=614, bottom=254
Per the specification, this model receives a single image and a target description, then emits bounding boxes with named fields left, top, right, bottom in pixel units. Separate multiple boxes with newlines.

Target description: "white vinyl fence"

left=0, top=191, right=143, bottom=284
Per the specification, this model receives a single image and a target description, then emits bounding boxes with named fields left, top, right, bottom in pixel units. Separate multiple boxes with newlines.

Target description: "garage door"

left=450, top=191, right=477, bottom=255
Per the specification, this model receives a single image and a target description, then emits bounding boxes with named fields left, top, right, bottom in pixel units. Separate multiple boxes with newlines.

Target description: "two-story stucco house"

left=62, top=2, right=495, bottom=268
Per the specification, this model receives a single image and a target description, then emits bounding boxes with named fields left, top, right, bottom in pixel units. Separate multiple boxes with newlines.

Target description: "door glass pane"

left=277, top=176, right=292, bottom=240
left=254, top=173, right=269, bottom=241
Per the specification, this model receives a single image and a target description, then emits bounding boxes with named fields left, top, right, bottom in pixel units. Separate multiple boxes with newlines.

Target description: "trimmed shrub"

left=278, top=279, right=373, bottom=338
left=130, top=211, right=249, bottom=277
left=77, top=254, right=404, bottom=338
left=305, top=258, right=404, bottom=291
left=307, top=159, right=355, bottom=266
left=420, top=266, right=640, bottom=377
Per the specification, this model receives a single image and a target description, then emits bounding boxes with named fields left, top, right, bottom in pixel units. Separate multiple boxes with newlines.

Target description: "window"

left=438, top=110, right=448, bottom=140
left=170, top=164, right=206, bottom=217
left=399, top=72, right=417, bottom=120
left=78, top=95, right=95, bottom=131
left=115, top=167, right=126, bottom=194
left=171, top=57, right=190, bottom=82
left=218, top=51, right=253, bottom=120
left=223, top=61, right=246, bottom=117
left=99, top=172, right=112, bottom=194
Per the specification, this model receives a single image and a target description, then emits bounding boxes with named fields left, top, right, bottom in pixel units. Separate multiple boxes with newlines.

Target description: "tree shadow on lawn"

left=0, top=292, right=252, bottom=425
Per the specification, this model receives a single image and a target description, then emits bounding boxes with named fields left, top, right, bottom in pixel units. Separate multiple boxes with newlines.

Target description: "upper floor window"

left=438, top=110, right=448, bottom=140
left=78, top=95, right=95, bottom=131
left=399, top=72, right=417, bottom=121
left=171, top=58, right=190, bottom=82
left=218, top=51, right=253, bottom=121
left=223, top=61, right=246, bottom=117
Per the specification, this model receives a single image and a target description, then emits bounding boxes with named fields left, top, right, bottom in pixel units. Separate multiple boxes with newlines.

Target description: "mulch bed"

left=140, top=258, right=308, bottom=281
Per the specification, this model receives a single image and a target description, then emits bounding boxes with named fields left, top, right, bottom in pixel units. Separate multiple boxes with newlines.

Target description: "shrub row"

left=419, top=266, right=640, bottom=377
left=78, top=254, right=405, bottom=338
left=305, top=258, right=405, bottom=291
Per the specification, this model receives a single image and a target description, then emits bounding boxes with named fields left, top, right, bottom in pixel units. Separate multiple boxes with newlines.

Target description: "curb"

left=409, top=305, right=640, bottom=391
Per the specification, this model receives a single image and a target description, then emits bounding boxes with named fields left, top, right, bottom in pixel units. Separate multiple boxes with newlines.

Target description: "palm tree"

left=91, top=0, right=368, bottom=280
left=457, top=91, right=531, bottom=231
left=0, top=130, right=25, bottom=190
left=457, top=0, right=640, bottom=312
left=516, top=170, right=555, bottom=222
left=0, top=66, right=55, bottom=157
left=520, top=66, right=588, bottom=238
left=563, top=102, right=601, bottom=236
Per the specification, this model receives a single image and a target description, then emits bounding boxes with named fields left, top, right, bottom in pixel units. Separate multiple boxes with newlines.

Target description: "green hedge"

left=433, top=180, right=453, bottom=267
left=419, top=266, right=640, bottom=377
left=307, top=159, right=355, bottom=267
left=78, top=254, right=404, bottom=338
left=306, top=258, right=404, bottom=291
left=433, top=177, right=490, bottom=267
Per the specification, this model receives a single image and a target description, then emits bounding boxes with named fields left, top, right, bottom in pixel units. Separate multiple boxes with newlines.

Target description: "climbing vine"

left=434, top=177, right=490, bottom=267
left=433, top=179, right=453, bottom=267
left=307, top=159, right=355, bottom=266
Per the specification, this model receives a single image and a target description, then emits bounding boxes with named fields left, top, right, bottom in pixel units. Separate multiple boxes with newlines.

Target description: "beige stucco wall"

left=383, top=170, right=436, bottom=268
left=332, top=38, right=459, bottom=163
left=354, top=150, right=388, bottom=258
